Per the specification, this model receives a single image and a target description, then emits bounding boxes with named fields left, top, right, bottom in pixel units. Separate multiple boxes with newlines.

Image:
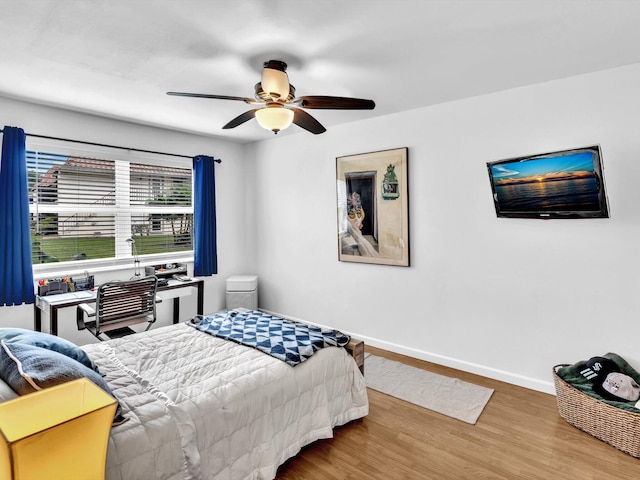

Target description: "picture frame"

left=336, top=147, right=409, bottom=266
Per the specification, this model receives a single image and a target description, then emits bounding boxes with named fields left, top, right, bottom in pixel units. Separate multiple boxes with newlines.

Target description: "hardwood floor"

left=276, top=346, right=640, bottom=479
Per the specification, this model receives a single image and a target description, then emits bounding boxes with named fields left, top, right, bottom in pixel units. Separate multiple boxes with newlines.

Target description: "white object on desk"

left=36, top=290, right=95, bottom=307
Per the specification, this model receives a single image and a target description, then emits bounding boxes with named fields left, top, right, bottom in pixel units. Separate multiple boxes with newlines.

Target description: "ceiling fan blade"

left=167, top=92, right=258, bottom=104
left=222, top=109, right=258, bottom=129
left=292, top=108, right=326, bottom=134
left=297, top=96, right=375, bottom=110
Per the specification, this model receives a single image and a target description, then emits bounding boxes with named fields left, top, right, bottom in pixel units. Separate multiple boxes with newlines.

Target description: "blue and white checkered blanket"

left=189, top=310, right=350, bottom=366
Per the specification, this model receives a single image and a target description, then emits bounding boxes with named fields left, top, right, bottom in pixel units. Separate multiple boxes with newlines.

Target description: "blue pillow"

left=0, top=328, right=99, bottom=373
left=0, top=340, right=126, bottom=425
left=0, top=378, right=17, bottom=402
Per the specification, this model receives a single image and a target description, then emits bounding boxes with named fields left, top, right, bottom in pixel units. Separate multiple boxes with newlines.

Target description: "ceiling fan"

left=167, top=60, right=376, bottom=135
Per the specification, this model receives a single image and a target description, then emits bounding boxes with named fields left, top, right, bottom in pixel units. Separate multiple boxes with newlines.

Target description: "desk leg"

left=172, top=298, right=180, bottom=324
left=170, top=281, right=204, bottom=324
left=197, top=281, right=204, bottom=316
left=34, top=304, right=42, bottom=332
left=51, top=307, right=59, bottom=336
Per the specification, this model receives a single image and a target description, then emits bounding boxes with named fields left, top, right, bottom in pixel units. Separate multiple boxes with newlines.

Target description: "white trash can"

left=226, top=275, right=258, bottom=310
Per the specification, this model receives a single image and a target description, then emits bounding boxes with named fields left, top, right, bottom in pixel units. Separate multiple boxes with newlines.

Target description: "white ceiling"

left=3, top=0, right=640, bottom=143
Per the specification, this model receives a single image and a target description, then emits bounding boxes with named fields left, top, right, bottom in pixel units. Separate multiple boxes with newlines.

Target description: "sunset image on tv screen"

left=490, top=150, right=601, bottom=212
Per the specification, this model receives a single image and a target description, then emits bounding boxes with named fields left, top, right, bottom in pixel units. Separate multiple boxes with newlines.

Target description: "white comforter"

left=82, top=322, right=368, bottom=480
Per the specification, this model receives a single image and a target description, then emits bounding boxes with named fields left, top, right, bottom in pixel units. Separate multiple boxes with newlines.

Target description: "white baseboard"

left=360, top=335, right=556, bottom=395
left=261, top=308, right=556, bottom=396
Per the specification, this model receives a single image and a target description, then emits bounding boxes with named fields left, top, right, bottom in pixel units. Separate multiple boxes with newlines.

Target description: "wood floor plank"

left=276, top=346, right=640, bottom=479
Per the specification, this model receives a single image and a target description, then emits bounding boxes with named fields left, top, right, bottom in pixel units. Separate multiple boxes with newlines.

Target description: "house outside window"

left=27, top=149, right=193, bottom=270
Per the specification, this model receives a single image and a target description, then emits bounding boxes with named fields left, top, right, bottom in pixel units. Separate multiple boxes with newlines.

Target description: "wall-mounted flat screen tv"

left=486, top=145, right=609, bottom=219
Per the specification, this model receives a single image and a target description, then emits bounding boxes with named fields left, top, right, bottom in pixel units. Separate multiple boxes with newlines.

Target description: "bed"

left=72, top=311, right=369, bottom=480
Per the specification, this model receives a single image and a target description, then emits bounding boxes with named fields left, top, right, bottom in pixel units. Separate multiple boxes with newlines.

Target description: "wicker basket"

left=553, top=365, right=640, bottom=458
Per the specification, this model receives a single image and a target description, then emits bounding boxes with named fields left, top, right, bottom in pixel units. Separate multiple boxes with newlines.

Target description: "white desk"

left=34, top=278, right=204, bottom=336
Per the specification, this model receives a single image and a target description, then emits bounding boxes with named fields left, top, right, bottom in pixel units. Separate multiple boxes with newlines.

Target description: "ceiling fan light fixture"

left=167, top=58, right=375, bottom=135
left=255, top=105, right=294, bottom=134
left=261, top=60, right=290, bottom=100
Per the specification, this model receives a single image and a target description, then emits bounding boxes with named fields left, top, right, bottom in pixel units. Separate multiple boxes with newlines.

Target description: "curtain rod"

left=0, top=130, right=222, bottom=163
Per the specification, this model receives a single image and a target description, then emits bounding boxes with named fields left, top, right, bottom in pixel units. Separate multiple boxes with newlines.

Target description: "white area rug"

left=364, top=354, right=494, bottom=424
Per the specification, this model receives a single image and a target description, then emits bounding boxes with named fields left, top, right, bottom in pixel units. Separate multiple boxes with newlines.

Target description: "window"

left=27, top=148, right=193, bottom=269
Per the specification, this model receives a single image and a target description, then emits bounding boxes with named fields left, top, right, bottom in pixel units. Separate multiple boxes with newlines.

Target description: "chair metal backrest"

left=94, top=276, right=158, bottom=334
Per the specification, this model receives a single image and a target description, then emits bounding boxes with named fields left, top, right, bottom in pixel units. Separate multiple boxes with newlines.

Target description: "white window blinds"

left=27, top=149, right=193, bottom=266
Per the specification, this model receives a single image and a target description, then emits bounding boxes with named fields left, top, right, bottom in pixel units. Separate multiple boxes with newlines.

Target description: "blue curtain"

left=193, top=155, right=218, bottom=276
left=0, top=126, right=35, bottom=305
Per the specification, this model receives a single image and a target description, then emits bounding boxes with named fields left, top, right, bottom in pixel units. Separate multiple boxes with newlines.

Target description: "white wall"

left=0, top=96, right=253, bottom=346
left=248, top=63, right=640, bottom=394
left=3, top=62, right=640, bottom=394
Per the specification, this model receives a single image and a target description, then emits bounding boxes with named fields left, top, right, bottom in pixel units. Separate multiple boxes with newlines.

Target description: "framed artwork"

left=336, top=147, right=409, bottom=266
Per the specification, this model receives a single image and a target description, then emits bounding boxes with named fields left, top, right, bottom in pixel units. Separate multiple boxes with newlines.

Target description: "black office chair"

left=77, top=276, right=161, bottom=340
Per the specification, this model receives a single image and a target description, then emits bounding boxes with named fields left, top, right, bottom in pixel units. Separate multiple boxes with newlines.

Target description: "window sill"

left=33, top=251, right=194, bottom=280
